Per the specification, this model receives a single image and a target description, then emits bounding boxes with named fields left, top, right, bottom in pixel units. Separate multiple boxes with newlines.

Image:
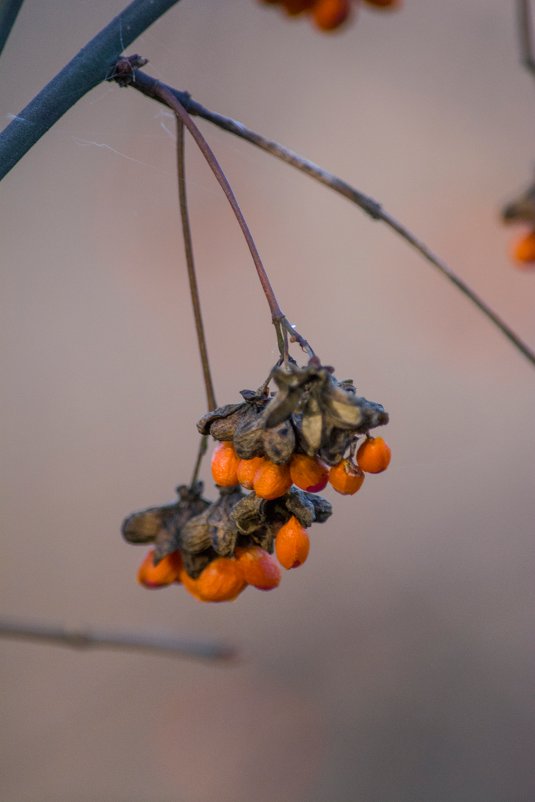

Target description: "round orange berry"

left=137, top=548, right=182, bottom=588
left=179, top=558, right=247, bottom=602
left=290, top=453, right=329, bottom=493
left=328, top=459, right=365, bottom=495
left=235, top=546, right=281, bottom=590
left=211, top=441, right=240, bottom=487
left=511, top=231, right=535, bottom=266
left=237, top=456, right=266, bottom=490
left=275, top=516, right=310, bottom=569
left=356, top=436, right=391, bottom=473
left=312, top=0, right=351, bottom=30
left=253, top=460, right=292, bottom=500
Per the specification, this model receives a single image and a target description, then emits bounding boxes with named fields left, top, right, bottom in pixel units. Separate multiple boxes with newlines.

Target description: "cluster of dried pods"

left=259, top=0, right=399, bottom=33
left=122, top=359, right=391, bottom=602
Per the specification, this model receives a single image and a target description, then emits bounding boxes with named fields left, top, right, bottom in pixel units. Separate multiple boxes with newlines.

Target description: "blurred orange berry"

left=137, top=548, right=182, bottom=588
left=511, top=230, right=535, bottom=266
left=328, top=459, right=365, bottom=495
left=275, top=516, right=310, bottom=569
left=235, top=545, right=281, bottom=590
left=312, top=0, right=351, bottom=30
left=356, top=436, right=391, bottom=473
left=253, top=460, right=292, bottom=499
left=282, top=0, right=314, bottom=14
left=290, top=453, right=329, bottom=492
left=237, top=456, right=266, bottom=490
left=211, top=441, right=240, bottom=487
left=179, top=558, right=247, bottom=602
left=363, top=0, right=400, bottom=8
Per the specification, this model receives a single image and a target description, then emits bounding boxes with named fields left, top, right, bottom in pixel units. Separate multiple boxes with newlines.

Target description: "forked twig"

left=0, top=618, right=235, bottom=661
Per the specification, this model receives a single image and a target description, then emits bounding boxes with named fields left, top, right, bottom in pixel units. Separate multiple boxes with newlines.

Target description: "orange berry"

left=290, top=453, right=329, bottom=493
left=237, top=456, right=266, bottom=490
left=312, top=0, right=351, bottom=30
left=137, top=548, right=182, bottom=588
left=235, top=546, right=281, bottom=590
left=356, top=436, right=391, bottom=473
left=211, top=441, right=240, bottom=487
left=253, top=460, right=292, bottom=500
left=275, top=516, right=310, bottom=569
left=179, top=558, right=247, bottom=602
left=511, top=231, right=535, bottom=265
left=328, top=459, right=365, bottom=495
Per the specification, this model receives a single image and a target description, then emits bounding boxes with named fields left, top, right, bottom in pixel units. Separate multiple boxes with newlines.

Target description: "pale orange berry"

left=511, top=231, right=535, bottom=266
left=328, top=459, right=365, bottom=495
left=235, top=546, right=281, bottom=590
left=253, top=460, right=292, bottom=500
left=275, top=516, right=310, bottom=569
left=137, top=548, right=182, bottom=588
left=312, top=0, right=351, bottom=30
left=290, top=453, right=329, bottom=493
left=237, top=456, right=266, bottom=490
left=179, top=558, right=247, bottom=603
left=356, top=436, right=391, bottom=473
left=211, top=441, right=240, bottom=487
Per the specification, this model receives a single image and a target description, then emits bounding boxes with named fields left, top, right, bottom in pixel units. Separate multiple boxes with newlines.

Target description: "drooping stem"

left=120, top=67, right=535, bottom=370
left=131, top=75, right=315, bottom=360
left=176, top=119, right=217, bottom=412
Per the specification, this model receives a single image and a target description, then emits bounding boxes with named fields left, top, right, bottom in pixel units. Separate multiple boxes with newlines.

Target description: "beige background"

left=1, top=1, right=535, bottom=800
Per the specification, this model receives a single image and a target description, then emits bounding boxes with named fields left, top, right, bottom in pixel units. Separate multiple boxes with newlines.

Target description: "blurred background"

left=1, top=1, right=535, bottom=800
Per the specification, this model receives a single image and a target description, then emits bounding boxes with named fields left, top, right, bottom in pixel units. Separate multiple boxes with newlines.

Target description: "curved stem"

left=0, top=0, right=25, bottom=58
left=121, top=69, right=535, bottom=369
left=0, top=0, right=182, bottom=180
left=176, top=119, right=217, bottom=412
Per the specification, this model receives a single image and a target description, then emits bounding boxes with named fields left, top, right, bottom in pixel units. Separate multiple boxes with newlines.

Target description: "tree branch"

left=0, top=618, right=235, bottom=661
left=122, top=68, right=535, bottom=369
left=517, top=0, right=535, bottom=77
left=0, top=0, right=181, bottom=180
left=0, top=0, right=25, bottom=57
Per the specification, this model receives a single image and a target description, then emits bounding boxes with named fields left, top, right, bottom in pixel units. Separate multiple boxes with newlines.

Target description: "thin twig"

left=0, top=0, right=182, bottom=179
left=517, top=0, right=535, bottom=77
left=120, top=68, right=535, bottom=369
left=0, top=618, right=236, bottom=661
left=176, top=119, right=217, bottom=412
left=0, top=0, right=25, bottom=58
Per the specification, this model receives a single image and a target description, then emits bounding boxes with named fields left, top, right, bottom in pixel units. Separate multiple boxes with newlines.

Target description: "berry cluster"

left=259, top=0, right=399, bottom=33
left=122, top=359, right=390, bottom=602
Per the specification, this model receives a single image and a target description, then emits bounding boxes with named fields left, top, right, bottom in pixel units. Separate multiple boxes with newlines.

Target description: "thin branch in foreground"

left=0, top=0, right=182, bottom=180
left=517, top=0, right=535, bottom=77
left=119, top=66, right=535, bottom=369
left=0, top=618, right=236, bottom=662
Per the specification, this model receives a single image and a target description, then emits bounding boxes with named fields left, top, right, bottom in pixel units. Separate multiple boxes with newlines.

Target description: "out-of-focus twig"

left=517, top=0, right=535, bottom=77
left=120, top=66, right=535, bottom=370
left=0, top=0, right=24, bottom=58
left=0, top=618, right=236, bottom=661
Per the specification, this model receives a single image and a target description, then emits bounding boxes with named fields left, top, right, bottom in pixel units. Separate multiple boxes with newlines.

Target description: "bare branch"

left=0, top=618, right=236, bottom=662
left=0, top=0, right=25, bottom=57
left=0, top=0, right=182, bottom=179
left=517, top=0, right=535, bottom=77
left=121, top=68, right=535, bottom=370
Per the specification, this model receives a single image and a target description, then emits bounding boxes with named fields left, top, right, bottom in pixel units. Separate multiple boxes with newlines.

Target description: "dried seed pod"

left=262, top=419, right=296, bottom=464
left=275, top=516, right=310, bottom=569
left=197, top=402, right=245, bottom=437
left=179, top=516, right=212, bottom=555
left=281, top=487, right=317, bottom=528
left=122, top=506, right=172, bottom=545
left=233, top=410, right=266, bottom=459
left=317, top=425, right=352, bottom=466
left=180, top=549, right=215, bottom=580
